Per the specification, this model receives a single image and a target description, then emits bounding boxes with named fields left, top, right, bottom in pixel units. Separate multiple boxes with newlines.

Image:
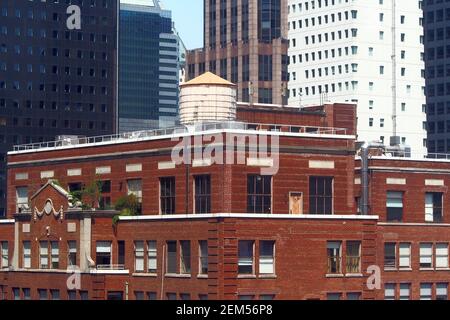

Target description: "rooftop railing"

left=12, top=122, right=349, bottom=152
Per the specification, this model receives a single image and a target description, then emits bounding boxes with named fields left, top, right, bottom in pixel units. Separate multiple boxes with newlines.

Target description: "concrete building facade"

left=288, top=0, right=427, bottom=155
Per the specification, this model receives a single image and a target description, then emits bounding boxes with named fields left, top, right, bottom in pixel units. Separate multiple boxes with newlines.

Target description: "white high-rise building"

left=288, top=0, right=427, bottom=155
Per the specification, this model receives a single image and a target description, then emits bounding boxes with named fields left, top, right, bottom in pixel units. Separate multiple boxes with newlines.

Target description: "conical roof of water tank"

left=181, top=72, right=236, bottom=87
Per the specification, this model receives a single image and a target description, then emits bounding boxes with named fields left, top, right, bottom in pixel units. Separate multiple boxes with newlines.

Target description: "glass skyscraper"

left=0, top=0, right=118, bottom=217
left=423, top=1, right=450, bottom=154
left=119, top=0, right=179, bottom=132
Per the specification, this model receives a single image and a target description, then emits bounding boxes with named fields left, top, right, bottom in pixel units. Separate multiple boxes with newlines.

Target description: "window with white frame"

left=386, top=191, right=403, bottom=222
left=127, top=179, right=142, bottom=214
left=420, top=243, right=433, bottom=269
left=384, top=284, right=396, bottom=300
left=68, top=241, right=77, bottom=267
left=51, top=242, right=59, bottom=269
left=399, top=243, right=411, bottom=269
left=166, top=241, right=177, bottom=274
left=147, top=241, right=157, bottom=273
left=96, top=241, right=112, bottom=267
left=420, top=283, right=432, bottom=300
left=259, top=241, right=275, bottom=275
left=436, top=283, right=448, bottom=300
left=180, top=241, right=191, bottom=274
left=327, top=241, right=342, bottom=274
left=384, top=243, right=396, bottom=269
left=346, top=241, right=361, bottom=274
left=134, top=241, right=144, bottom=272
left=39, top=241, right=49, bottom=269
left=0, top=241, right=8, bottom=268
left=16, top=186, right=29, bottom=212
left=399, top=283, right=411, bottom=300
left=238, top=241, right=254, bottom=275
left=436, top=243, right=449, bottom=269
left=23, top=241, right=31, bottom=269
left=199, top=241, right=208, bottom=275
left=425, top=193, right=443, bottom=223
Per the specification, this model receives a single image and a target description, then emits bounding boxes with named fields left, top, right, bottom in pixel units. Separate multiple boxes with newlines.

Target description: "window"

left=384, top=284, right=395, bottom=300
left=16, top=186, right=29, bottom=212
left=135, top=291, right=144, bottom=300
left=327, top=241, right=342, bottom=274
left=384, top=243, right=396, bottom=269
left=99, top=181, right=111, bottom=209
left=147, top=292, right=157, bottom=300
left=147, top=241, right=157, bottom=273
left=259, top=241, right=275, bottom=275
left=80, top=291, right=88, bottom=300
left=199, top=241, right=208, bottom=275
left=420, top=283, right=432, bottom=300
left=0, top=242, right=8, bottom=269
left=399, top=243, right=411, bottom=269
left=309, top=177, right=333, bottom=215
left=127, top=179, right=142, bottom=214
left=347, top=293, right=361, bottom=300
left=23, top=288, right=31, bottom=300
left=134, top=241, right=144, bottom=272
left=96, top=241, right=112, bottom=267
left=437, top=283, right=448, bottom=300
left=180, top=241, right=191, bottom=274
left=238, top=241, right=254, bottom=274
left=327, top=293, right=342, bottom=300
left=247, top=175, right=272, bottom=213
left=39, top=241, right=49, bottom=269
left=180, top=293, right=191, bottom=300
left=238, top=295, right=255, bottom=300
left=346, top=241, right=361, bottom=273
left=425, top=193, right=443, bottom=222
left=12, top=288, right=20, bottom=300
left=399, top=284, right=411, bottom=300
left=116, top=240, right=124, bottom=266
left=23, top=241, right=31, bottom=268
left=38, top=289, right=48, bottom=300
left=386, top=191, right=403, bottom=222
left=51, top=242, right=59, bottom=269
left=194, top=175, right=211, bottom=214
left=166, top=293, right=177, bottom=300
left=160, top=177, right=175, bottom=214
left=420, top=243, right=433, bottom=269
left=68, top=290, right=77, bottom=300
left=68, top=241, right=77, bottom=267
left=166, top=241, right=177, bottom=274
left=436, top=244, right=449, bottom=269
left=51, top=289, right=60, bottom=300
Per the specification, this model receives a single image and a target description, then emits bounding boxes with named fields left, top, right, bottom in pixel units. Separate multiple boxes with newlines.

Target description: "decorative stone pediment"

left=30, top=180, right=71, bottom=221
left=34, top=198, right=64, bottom=221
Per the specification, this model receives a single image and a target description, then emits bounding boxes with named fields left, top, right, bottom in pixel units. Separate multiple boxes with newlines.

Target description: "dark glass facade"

left=0, top=0, right=118, bottom=216
left=187, top=0, right=288, bottom=105
left=258, top=0, right=281, bottom=43
left=423, top=0, right=450, bottom=153
left=119, top=2, right=179, bottom=132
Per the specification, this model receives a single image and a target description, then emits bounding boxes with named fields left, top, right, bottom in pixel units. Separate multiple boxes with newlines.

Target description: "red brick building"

left=0, top=102, right=449, bottom=300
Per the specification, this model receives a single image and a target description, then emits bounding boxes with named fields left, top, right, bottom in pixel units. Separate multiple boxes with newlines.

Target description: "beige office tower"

left=186, top=0, right=288, bottom=105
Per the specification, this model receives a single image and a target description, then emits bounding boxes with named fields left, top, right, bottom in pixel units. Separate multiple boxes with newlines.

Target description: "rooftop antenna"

left=390, top=0, right=399, bottom=146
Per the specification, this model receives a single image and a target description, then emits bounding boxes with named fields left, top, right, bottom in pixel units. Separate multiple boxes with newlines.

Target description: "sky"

left=163, top=0, right=204, bottom=50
